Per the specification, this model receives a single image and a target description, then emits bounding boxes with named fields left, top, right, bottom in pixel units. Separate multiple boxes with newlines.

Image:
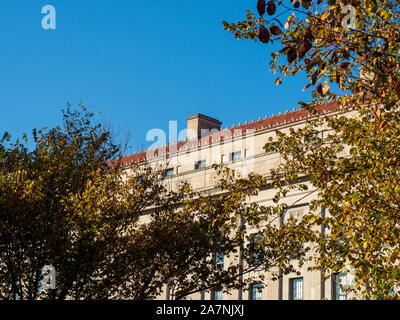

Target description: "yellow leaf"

left=322, top=81, right=330, bottom=95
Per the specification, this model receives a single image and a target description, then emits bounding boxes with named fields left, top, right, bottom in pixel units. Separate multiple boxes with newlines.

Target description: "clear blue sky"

left=0, top=0, right=311, bottom=153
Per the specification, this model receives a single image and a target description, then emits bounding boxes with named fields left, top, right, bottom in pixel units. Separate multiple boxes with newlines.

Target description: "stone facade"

left=121, top=103, right=354, bottom=300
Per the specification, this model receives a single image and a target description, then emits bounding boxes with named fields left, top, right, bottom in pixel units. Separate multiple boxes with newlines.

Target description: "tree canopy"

left=0, top=105, right=302, bottom=300
left=223, top=0, right=400, bottom=299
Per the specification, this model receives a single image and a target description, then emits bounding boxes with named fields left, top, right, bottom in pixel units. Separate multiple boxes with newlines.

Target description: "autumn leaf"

left=267, top=0, right=276, bottom=15
left=298, top=40, right=312, bottom=59
left=316, top=82, right=323, bottom=94
left=257, top=0, right=266, bottom=16
left=322, top=81, right=330, bottom=95
left=303, top=83, right=312, bottom=91
left=302, top=0, right=311, bottom=9
left=258, top=25, right=270, bottom=43
left=269, top=25, right=282, bottom=35
left=287, top=47, right=297, bottom=63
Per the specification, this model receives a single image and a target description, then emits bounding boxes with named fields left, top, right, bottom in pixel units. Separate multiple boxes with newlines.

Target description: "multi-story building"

left=119, top=102, right=354, bottom=300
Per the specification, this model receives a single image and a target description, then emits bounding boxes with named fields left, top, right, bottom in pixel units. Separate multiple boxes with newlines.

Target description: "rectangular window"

left=265, top=143, right=276, bottom=154
left=334, top=273, right=348, bottom=300
left=195, top=160, right=206, bottom=170
left=250, top=283, right=262, bottom=300
left=229, top=151, right=241, bottom=162
left=283, top=207, right=305, bottom=224
left=15, top=280, right=20, bottom=300
left=290, top=278, right=303, bottom=300
left=136, top=176, right=143, bottom=185
left=164, top=168, right=174, bottom=177
left=251, top=233, right=262, bottom=264
left=216, top=251, right=224, bottom=270
left=176, top=166, right=181, bottom=174
left=213, top=288, right=223, bottom=300
left=304, top=133, right=318, bottom=143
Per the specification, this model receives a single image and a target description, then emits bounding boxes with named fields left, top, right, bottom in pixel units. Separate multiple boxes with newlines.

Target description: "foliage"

left=223, top=0, right=400, bottom=299
left=0, top=104, right=303, bottom=300
left=223, top=0, right=400, bottom=113
left=165, top=165, right=308, bottom=300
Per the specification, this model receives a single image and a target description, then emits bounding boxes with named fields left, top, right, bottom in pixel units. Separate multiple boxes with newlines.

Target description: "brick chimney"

left=186, top=114, right=222, bottom=141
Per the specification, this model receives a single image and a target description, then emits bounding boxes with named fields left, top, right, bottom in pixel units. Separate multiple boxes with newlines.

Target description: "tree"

left=157, top=165, right=307, bottom=300
left=0, top=105, right=120, bottom=299
left=223, top=0, right=400, bottom=299
left=0, top=104, right=147, bottom=299
left=223, top=0, right=400, bottom=114
left=0, top=104, right=303, bottom=300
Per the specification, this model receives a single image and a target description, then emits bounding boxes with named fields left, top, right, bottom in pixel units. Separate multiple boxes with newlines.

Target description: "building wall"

left=129, top=111, right=352, bottom=300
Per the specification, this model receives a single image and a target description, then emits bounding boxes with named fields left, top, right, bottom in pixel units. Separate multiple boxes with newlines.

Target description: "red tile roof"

left=114, top=101, right=339, bottom=167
